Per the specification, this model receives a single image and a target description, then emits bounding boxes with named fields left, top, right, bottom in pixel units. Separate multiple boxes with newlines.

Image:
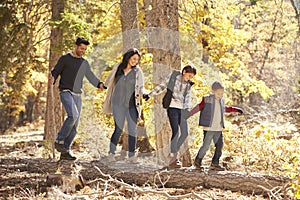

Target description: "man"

left=49, top=37, right=104, bottom=160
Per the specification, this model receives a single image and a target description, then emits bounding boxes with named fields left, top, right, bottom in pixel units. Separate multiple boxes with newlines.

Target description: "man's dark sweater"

left=51, top=53, right=101, bottom=93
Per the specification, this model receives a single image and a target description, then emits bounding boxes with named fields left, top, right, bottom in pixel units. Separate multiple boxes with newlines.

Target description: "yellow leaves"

left=254, top=128, right=262, bottom=137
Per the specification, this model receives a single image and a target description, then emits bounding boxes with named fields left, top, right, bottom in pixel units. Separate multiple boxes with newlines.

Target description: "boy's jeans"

left=110, top=105, right=138, bottom=157
left=196, top=130, right=224, bottom=164
left=167, top=108, right=189, bottom=154
left=56, top=91, right=82, bottom=151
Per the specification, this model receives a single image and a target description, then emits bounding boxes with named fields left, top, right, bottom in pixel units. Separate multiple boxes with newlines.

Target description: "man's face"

left=212, top=88, right=224, bottom=100
left=75, top=44, right=88, bottom=57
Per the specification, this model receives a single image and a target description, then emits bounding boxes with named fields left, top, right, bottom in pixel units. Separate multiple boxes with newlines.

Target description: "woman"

left=144, top=65, right=196, bottom=167
left=103, top=48, right=145, bottom=159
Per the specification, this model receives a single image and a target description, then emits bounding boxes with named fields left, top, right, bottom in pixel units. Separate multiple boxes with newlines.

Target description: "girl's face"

left=182, top=71, right=195, bottom=82
left=128, top=54, right=140, bottom=67
left=212, top=88, right=224, bottom=100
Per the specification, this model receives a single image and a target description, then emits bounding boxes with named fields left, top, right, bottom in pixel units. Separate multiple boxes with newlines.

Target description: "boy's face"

left=212, top=88, right=224, bottom=100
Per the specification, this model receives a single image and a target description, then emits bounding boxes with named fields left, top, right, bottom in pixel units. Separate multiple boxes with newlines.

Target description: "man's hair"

left=212, top=81, right=224, bottom=91
left=75, top=37, right=90, bottom=46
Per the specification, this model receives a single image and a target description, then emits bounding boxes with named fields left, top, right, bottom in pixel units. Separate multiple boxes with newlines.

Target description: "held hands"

left=98, top=82, right=107, bottom=91
left=237, top=108, right=244, bottom=115
left=143, top=94, right=150, bottom=101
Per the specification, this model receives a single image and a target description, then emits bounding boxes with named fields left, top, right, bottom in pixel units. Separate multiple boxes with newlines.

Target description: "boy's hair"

left=212, top=81, right=224, bottom=91
left=75, top=37, right=90, bottom=46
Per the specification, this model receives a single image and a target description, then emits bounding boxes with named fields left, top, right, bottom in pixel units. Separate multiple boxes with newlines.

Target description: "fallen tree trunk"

left=0, top=158, right=290, bottom=196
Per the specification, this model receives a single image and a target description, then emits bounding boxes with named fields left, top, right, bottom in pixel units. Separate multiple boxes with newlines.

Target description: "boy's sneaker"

left=127, top=156, right=139, bottom=163
left=60, top=152, right=76, bottom=160
left=55, top=140, right=67, bottom=153
left=210, top=163, right=225, bottom=171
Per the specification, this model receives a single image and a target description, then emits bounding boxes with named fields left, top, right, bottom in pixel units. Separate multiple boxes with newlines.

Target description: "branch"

left=93, top=166, right=207, bottom=200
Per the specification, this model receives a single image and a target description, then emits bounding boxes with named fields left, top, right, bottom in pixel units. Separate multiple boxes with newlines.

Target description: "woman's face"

left=182, top=71, right=195, bottom=82
left=128, top=54, right=140, bottom=67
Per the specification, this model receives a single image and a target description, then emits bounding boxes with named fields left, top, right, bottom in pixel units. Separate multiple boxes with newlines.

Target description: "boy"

left=189, top=81, right=243, bottom=170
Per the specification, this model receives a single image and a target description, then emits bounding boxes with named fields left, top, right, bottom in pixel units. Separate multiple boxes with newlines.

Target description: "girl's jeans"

left=109, top=105, right=138, bottom=157
left=56, top=91, right=82, bottom=151
left=196, top=130, right=224, bottom=164
left=167, top=108, right=189, bottom=154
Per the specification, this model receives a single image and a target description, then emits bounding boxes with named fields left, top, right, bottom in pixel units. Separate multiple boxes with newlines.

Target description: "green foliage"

left=0, top=0, right=50, bottom=131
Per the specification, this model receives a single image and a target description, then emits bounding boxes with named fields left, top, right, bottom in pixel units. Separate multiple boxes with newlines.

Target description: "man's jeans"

left=56, top=91, right=82, bottom=151
left=196, top=130, right=223, bottom=164
left=167, top=108, right=189, bottom=154
left=110, top=105, right=138, bottom=157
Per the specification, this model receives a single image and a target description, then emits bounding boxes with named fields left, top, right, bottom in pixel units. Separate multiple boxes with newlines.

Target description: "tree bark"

left=120, top=0, right=140, bottom=52
left=144, top=0, right=191, bottom=166
left=0, top=158, right=290, bottom=196
left=44, top=0, right=65, bottom=157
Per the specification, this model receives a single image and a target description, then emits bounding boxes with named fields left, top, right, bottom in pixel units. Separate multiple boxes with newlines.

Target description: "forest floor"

left=0, top=107, right=299, bottom=199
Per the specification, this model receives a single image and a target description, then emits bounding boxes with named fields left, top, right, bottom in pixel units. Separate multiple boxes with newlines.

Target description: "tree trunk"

left=0, top=158, right=290, bottom=197
left=144, top=0, right=191, bottom=166
left=120, top=0, right=140, bottom=52
left=120, top=0, right=154, bottom=156
left=44, top=0, right=65, bottom=157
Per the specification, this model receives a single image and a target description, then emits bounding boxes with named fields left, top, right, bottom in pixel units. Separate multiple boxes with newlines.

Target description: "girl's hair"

left=118, top=48, right=141, bottom=70
left=182, top=65, right=197, bottom=75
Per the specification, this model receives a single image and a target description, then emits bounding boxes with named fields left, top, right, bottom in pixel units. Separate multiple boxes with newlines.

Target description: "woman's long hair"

left=118, top=48, right=141, bottom=71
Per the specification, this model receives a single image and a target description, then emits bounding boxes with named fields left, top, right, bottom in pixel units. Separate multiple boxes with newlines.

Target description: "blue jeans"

left=196, top=130, right=223, bottom=164
left=56, top=91, right=82, bottom=151
left=167, top=108, right=189, bottom=154
left=109, top=105, right=138, bottom=157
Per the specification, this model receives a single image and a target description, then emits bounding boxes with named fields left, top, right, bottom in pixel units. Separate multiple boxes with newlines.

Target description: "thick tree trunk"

left=144, top=0, right=191, bottom=166
left=119, top=0, right=154, bottom=156
left=0, top=158, right=290, bottom=197
left=120, top=0, right=140, bottom=52
left=44, top=0, right=64, bottom=157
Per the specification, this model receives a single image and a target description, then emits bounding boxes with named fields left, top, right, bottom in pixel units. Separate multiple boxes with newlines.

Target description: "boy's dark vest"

left=199, top=94, right=225, bottom=128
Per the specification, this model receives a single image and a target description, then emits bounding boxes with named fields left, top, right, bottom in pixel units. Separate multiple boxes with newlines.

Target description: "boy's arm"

left=225, top=106, right=243, bottom=114
left=189, top=98, right=205, bottom=117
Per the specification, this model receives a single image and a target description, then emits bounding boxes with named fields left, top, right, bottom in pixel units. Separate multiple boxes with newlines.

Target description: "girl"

left=144, top=65, right=196, bottom=167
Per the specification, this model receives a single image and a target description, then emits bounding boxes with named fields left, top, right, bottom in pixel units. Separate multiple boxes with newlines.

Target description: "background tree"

left=0, top=0, right=50, bottom=133
left=143, top=0, right=192, bottom=166
left=44, top=0, right=65, bottom=156
left=120, top=0, right=140, bottom=52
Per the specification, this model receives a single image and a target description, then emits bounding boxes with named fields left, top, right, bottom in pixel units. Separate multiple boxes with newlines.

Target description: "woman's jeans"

left=167, top=108, right=189, bottom=154
left=195, top=130, right=224, bottom=164
left=109, top=105, right=138, bottom=157
left=56, top=91, right=82, bottom=151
